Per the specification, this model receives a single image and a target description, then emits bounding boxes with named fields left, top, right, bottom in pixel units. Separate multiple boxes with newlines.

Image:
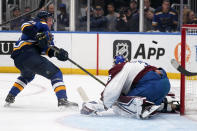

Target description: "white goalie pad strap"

left=16, top=79, right=27, bottom=88
left=52, top=82, right=65, bottom=90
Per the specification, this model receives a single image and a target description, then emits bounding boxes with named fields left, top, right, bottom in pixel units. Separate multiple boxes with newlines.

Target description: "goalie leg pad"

left=114, top=96, right=146, bottom=119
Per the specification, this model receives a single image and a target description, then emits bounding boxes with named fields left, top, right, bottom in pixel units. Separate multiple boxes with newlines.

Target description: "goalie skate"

left=141, top=105, right=160, bottom=119
left=58, top=98, right=79, bottom=111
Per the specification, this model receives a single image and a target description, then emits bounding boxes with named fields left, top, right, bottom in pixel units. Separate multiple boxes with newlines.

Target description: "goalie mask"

left=114, top=55, right=126, bottom=65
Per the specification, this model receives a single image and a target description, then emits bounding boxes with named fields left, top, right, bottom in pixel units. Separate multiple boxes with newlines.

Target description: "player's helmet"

left=114, top=55, right=126, bottom=65
left=36, top=11, right=52, bottom=21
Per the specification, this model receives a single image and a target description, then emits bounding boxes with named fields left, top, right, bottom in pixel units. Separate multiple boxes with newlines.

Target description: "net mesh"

left=184, top=27, right=197, bottom=113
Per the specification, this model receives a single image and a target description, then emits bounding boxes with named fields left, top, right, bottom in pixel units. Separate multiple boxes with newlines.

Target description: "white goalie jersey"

left=102, top=61, right=150, bottom=108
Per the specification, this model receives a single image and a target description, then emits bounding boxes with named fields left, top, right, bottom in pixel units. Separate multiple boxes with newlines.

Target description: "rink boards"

left=0, top=31, right=197, bottom=79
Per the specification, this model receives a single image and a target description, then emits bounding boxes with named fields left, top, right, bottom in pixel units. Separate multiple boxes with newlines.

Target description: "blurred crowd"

left=8, top=0, right=197, bottom=32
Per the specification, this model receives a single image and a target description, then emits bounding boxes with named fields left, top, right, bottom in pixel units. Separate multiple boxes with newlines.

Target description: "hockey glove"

left=36, top=32, right=48, bottom=49
left=55, top=48, right=69, bottom=61
left=80, top=101, right=105, bottom=115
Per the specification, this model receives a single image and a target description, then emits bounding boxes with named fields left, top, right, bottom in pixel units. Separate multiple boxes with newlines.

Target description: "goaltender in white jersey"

left=80, top=55, right=179, bottom=119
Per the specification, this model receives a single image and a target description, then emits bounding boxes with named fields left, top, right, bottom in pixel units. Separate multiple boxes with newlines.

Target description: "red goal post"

left=181, top=24, right=197, bottom=115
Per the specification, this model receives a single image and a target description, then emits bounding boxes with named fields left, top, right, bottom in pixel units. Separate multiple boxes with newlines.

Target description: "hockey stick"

left=49, top=46, right=106, bottom=86
left=0, top=0, right=53, bottom=27
left=68, top=58, right=106, bottom=86
left=77, top=87, right=89, bottom=102
left=171, top=58, right=197, bottom=76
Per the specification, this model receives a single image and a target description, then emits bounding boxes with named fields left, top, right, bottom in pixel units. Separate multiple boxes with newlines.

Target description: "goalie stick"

left=77, top=87, right=89, bottom=102
left=171, top=59, right=197, bottom=76
left=0, top=0, right=53, bottom=27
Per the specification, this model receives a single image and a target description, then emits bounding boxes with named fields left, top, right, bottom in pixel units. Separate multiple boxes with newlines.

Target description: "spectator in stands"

left=91, top=5, right=108, bottom=31
left=129, top=0, right=138, bottom=16
left=116, top=0, right=139, bottom=32
left=128, top=0, right=139, bottom=32
left=47, top=3, right=55, bottom=15
left=116, top=7, right=130, bottom=32
left=144, top=9, right=154, bottom=32
left=106, top=3, right=118, bottom=32
left=152, top=0, right=178, bottom=32
left=40, top=7, right=46, bottom=11
left=79, top=7, right=95, bottom=31
left=10, top=7, right=23, bottom=30
left=47, top=3, right=55, bottom=30
left=57, top=3, right=69, bottom=31
left=47, top=16, right=54, bottom=30
left=21, top=6, right=33, bottom=23
left=183, top=10, right=197, bottom=24
left=144, top=0, right=155, bottom=12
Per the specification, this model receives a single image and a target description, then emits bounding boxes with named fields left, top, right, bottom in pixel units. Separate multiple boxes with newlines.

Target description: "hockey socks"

left=51, top=71, right=67, bottom=99
left=9, top=76, right=27, bottom=97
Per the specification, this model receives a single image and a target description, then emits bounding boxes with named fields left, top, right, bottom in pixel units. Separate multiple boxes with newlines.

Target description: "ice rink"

left=1, top=73, right=197, bottom=131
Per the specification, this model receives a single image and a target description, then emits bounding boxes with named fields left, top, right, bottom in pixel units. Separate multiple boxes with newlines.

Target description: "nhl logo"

left=113, top=40, right=131, bottom=61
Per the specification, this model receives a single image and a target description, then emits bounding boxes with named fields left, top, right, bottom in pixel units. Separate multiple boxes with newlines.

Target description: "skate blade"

left=4, top=103, right=11, bottom=107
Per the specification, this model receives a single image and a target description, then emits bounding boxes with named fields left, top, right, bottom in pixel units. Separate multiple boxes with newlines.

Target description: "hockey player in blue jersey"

left=80, top=55, right=179, bottom=119
left=5, top=11, right=78, bottom=109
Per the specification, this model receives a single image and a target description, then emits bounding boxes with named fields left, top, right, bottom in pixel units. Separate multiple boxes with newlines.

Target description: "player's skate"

left=4, top=93, right=15, bottom=107
left=58, top=98, right=78, bottom=111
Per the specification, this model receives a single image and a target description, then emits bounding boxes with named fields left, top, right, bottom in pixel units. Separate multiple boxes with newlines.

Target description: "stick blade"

left=77, top=87, right=89, bottom=102
left=171, top=58, right=197, bottom=76
left=171, top=58, right=180, bottom=69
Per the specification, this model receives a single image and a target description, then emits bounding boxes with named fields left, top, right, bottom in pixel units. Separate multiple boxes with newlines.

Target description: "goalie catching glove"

left=80, top=100, right=106, bottom=115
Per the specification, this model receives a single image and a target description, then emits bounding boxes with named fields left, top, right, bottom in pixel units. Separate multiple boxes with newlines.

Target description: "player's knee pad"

left=50, top=71, right=65, bottom=88
left=25, top=75, right=35, bottom=83
left=18, top=75, right=35, bottom=84
left=33, top=57, right=60, bottom=79
left=50, top=70, right=63, bottom=82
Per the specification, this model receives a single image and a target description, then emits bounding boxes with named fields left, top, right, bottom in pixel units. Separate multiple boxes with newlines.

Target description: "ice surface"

left=0, top=73, right=197, bottom=131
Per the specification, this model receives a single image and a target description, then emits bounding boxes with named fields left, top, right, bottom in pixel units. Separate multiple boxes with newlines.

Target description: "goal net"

left=181, top=24, right=197, bottom=115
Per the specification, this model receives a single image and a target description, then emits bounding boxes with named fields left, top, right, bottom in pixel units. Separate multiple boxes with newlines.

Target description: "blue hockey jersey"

left=11, top=19, right=54, bottom=59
